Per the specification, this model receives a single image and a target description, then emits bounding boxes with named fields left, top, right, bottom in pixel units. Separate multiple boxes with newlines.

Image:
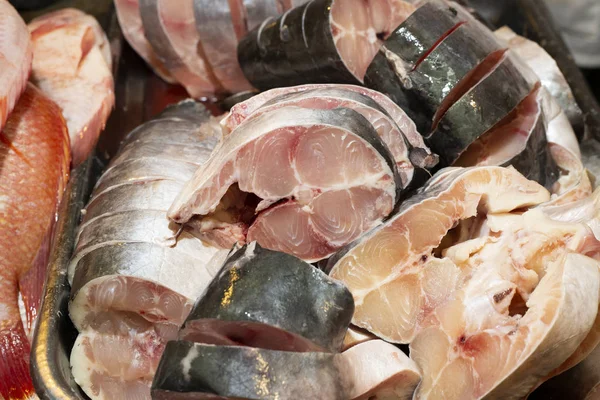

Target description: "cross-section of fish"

left=411, top=252, right=599, bottom=399
left=194, top=0, right=254, bottom=94
left=365, top=0, right=506, bottom=134
left=139, top=0, right=224, bottom=99
left=454, top=86, right=559, bottom=189
left=28, top=8, right=115, bottom=166
left=68, top=100, right=223, bottom=400
left=152, top=339, right=420, bottom=399
left=221, top=83, right=438, bottom=169
left=0, top=84, right=70, bottom=400
left=328, top=166, right=551, bottom=344
left=495, top=26, right=584, bottom=135
left=0, top=0, right=32, bottom=132
left=169, top=106, right=400, bottom=262
left=179, top=242, right=354, bottom=353
left=238, top=0, right=416, bottom=90
left=114, top=0, right=176, bottom=83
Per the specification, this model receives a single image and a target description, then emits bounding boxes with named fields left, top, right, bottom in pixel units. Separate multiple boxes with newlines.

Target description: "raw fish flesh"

left=28, top=8, right=115, bottom=166
left=238, top=0, right=416, bottom=90
left=68, top=101, right=223, bottom=400
left=221, top=83, right=438, bottom=169
left=139, top=0, right=224, bottom=99
left=114, top=0, right=176, bottom=82
left=330, top=165, right=600, bottom=398
left=455, top=86, right=559, bottom=189
left=0, top=0, right=32, bottom=131
left=365, top=0, right=504, bottom=133
left=343, top=326, right=377, bottom=350
left=179, top=242, right=354, bottom=353
left=495, top=26, right=584, bottom=134
left=0, top=84, right=70, bottom=400
left=194, top=0, right=253, bottom=94
left=152, top=339, right=420, bottom=399
left=328, top=166, right=551, bottom=343
left=169, top=106, right=400, bottom=262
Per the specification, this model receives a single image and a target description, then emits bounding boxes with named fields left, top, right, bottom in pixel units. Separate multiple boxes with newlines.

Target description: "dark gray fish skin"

left=427, top=53, right=536, bottom=167
left=151, top=342, right=351, bottom=400
left=180, top=243, right=354, bottom=353
left=243, top=0, right=282, bottom=35
left=505, top=111, right=558, bottom=190
left=238, top=0, right=359, bottom=91
left=364, top=0, right=469, bottom=132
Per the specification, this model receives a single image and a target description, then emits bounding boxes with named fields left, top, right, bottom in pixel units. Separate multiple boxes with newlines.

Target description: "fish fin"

left=0, top=323, right=35, bottom=399
left=18, top=226, right=53, bottom=335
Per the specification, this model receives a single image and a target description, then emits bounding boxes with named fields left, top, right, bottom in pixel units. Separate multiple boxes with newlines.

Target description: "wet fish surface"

left=0, top=0, right=32, bottom=131
left=68, top=100, right=223, bottom=400
left=169, top=106, right=400, bottom=262
left=28, top=8, right=115, bottom=166
left=0, top=84, right=70, bottom=400
left=238, top=0, right=416, bottom=90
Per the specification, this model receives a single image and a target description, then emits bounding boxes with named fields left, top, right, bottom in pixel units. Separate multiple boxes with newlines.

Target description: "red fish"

left=0, top=84, right=70, bottom=399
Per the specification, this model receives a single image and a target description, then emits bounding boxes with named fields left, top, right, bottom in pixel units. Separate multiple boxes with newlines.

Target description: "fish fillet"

left=0, top=0, right=32, bottom=132
left=29, top=8, right=115, bottom=166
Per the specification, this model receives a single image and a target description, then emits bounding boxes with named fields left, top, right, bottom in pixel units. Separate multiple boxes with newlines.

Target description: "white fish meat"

left=0, top=0, right=32, bottom=131
left=169, top=106, right=400, bottom=262
left=221, top=84, right=438, bottom=169
left=68, top=101, right=223, bottom=400
left=28, top=8, right=115, bottom=166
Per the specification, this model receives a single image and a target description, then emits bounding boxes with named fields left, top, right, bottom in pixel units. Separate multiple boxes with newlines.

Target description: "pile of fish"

left=0, top=1, right=113, bottom=399
left=1, top=0, right=599, bottom=398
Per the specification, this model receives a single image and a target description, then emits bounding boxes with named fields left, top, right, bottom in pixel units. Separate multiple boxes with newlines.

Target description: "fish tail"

left=18, top=227, right=53, bottom=335
left=0, top=322, right=35, bottom=399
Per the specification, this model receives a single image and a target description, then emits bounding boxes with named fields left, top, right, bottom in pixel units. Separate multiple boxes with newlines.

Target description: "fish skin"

left=152, top=339, right=421, bottom=400
left=238, top=0, right=415, bottom=90
left=0, top=0, right=32, bottom=132
left=138, top=0, right=223, bottom=99
left=194, top=0, right=253, bottom=94
left=221, top=83, right=438, bottom=169
left=28, top=8, right=115, bottom=166
left=0, top=84, right=70, bottom=400
left=365, top=1, right=502, bottom=134
left=426, top=51, right=538, bottom=167
left=454, top=86, right=559, bottom=190
left=68, top=100, right=222, bottom=400
left=180, top=243, right=354, bottom=353
left=495, top=26, right=584, bottom=136
left=114, top=0, right=176, bottom=83
left=364, top=0, right=469, bottom=132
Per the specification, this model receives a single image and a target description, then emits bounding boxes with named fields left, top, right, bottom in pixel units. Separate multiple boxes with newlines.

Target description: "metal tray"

left=29, top=1, right=600, bottom=399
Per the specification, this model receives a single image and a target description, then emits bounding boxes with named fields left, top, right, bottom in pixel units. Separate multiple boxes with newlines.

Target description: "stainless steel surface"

left=29, top=1, right=600, bottom=399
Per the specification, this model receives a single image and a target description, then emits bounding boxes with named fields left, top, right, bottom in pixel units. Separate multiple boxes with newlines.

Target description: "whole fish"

left=168, top=106, right=400, bottom=262
left=238, top=0, right=416, bottom=90
left=0, top=84, right=70, bottom=400
left=68, top=100, right=223, bottom=400
left=28, top=8, right=115, bottom=166
left=0, top=0, right=32, bottom=131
